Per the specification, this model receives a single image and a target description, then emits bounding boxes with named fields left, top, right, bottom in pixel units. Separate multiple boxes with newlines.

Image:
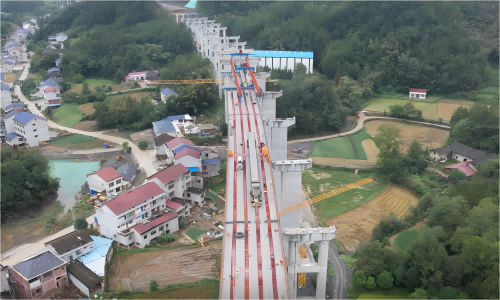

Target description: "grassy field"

left=111, top=91, right=156, bottom=102
left=52, top=104, right=83, bottom=127
left=78, top=103, right=96, bottom=114
left=71, top=78, right=127, bottom=94
left=134, top=281, right=220, bottom=299
left=303, top=166, right=387, bottom=221
left=350, top=129, right=372, bottom=160
left=103, top=130, right=139, bottom=140
left=51, top=134, right=97, bottom=145
left=393, top=229, right=420, bottom=251
left=364, top=99, right=439, bottom=120
left=185, top=223, right=208, bottom=242
left=310, top=137, right=355, bottom=159
left=353, top=287, right=412, bottom=299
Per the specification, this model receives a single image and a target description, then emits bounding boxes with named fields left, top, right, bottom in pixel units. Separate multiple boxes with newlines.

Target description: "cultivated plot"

left=437, top=99, right=474, bottom=121
left=364, top=120, right=449, bottom=152
left=363, top=99, right=438, bottom=120
left=325, top=186, right=419, bottom=251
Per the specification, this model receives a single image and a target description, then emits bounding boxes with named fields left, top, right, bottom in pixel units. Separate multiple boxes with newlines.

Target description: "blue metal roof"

left=17, top=28, right=29, bottom=34
left=163, top=114, right=186, bottom=121
left=161, top=87, right=177, bottom=96
left=202, top=158, right=221, bottom=165
left=187, top=167, right=199, bottom=172
left=250, top=50, right=314, bottom=59
left=2, top=60, right=14, bottom=65
left=173, top=144, right=197, bottom=154
left=6, top=132, right=22, bottom=140
left=185, top=0, right=197, bottom=9
left=153, top=119, right=175, bottom=133
left=13, top=112, right=46, bottom=124
left=40, top=77, right=58, bottom=87
left=48, top=67, right=60, bottom=73
left=6, top=103, right=24, bottom=110
left=77, top=235, right=112, bottom=265
left=0, top=73, right=4, bottom=80
left=4, top=110, right=22, bottom=120
left=0, top=83, right=10, bottom=91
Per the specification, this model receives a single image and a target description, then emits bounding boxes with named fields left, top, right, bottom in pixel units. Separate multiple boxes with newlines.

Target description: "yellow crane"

left=279, top=177, right=374, bottom=216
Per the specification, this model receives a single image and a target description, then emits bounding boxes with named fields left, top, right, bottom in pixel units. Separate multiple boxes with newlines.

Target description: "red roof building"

left=409, top=88, right=427, bottom=93
left=88, top=167, right=122, bottom=182
left=165, top=137, right=195, bottom=149
left=165, top=200, right=182, bottom=210
left=174, top=148, right=201, bottom=160
left=48, top=99, right=61, bottom=105
left=129, top=211, right=178, bottom=234
left=102, top=182, right=165, bottom=215
left=147, top=163, right=190, bottom=185
left=409, top=88, right=427, bottom=99
left=445, top=160, right=476, bottom=177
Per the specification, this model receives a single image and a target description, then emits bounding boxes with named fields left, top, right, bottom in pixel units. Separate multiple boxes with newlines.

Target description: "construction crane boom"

left=279, top=177, right=374, bottom=216
left=145, top=79, right=227, bottom=85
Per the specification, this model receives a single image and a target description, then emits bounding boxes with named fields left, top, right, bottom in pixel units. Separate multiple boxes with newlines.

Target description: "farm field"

left=311, top=139, right=379, bottom=167
left=364, top=120, right=449, bottom=152
left=350, top=129, right=372, bottom=160
left=72, top=120, right=100, bottom=131
left=70, top=78, right=127, bottom=94
left=78, top=103, right=96, bottom=114
left=437, top=99, right=474, bottom=121
left=363, top=99, right=439, bottom=120
left=393, top=229, right=420, bottom=251
left=108, top=244, right=221, bottom=292
left=325, top=186, right=419, bottom=251
left=48, top=134, right=115, bottom=150
left=111, top=91, right=156, bottom=102
left=303, top=167, right=387, bottom=220
left=134, top=280, right=220, bottom=299
left=51, top=103, right=83, bottom=127
left=310, top=137, right=355, bottom=159
left=186, top=223, right=209, bottom=242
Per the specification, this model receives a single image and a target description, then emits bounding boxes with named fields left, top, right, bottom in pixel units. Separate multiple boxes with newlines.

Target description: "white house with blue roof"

left=152, top=119, right=183, bottom=138
left=201, top=158, right=221, bottom=177
left=8, top=112, right=49, bottom=147
left=39, top=77, right=58, bottom=88
left=76, top=235, right=113, bottom=277
left=160, top=87, right=178, bottom=102
left=1, top=82, right=12, bottom=109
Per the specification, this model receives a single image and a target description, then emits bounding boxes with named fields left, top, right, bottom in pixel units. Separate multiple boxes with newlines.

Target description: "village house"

left=201, top=158, right=221, bottom=177
left=160, top=88, right=178, bottom=102
left=429, top=141, right=497, bottom=169
left=43, top=85, right=61, bottom=95
left=2, top=72, right=17, bottom=88
left=48, top=32, right=68, bottom=42
left=17, top=27, right=30, bottom=38
left=445, top=160, right=477, bottom=177
left=152, top=118, right=183, bottom=137
left=7, top=46, right=22, bottom=58
left=165, top=137, right=196, bottom=160
left=44, top=91, right=62, bottom=107
left=116, top=163, right=139, bottom=190
left=22, top=21, right=36, bottom=29
left=174, top=148, right=202, bottom=171
left=8, top=112, right=49, bottom=147
left=3, top=110, right=22, bottom=136
left=198, top=123, right=218, bottom=136
left=41, top=45, right=63, bottom=57
left=1, top=60, right=14, bottom=72
left=165, top=198, right=191, bottom=217
left=44, top=230, right=94, bottom=263
left=55, top=55, right=63, bottom=67
left=163, top=114, right=196, bottom=127
left=66, top=261, right=104, bottom=298
left=146, top=163, right=192, bottom=200
left=5, top=103, right=24, bottom=114
left=409, top=88, right=427, bottom=99
left=146, top=70, right=161, bottom=80
left=75, top=235, right=112, bottom=277
left=8, top=251, right=68, bottom=299
left=86, top=167, right=125, bottom=198
left=94, top=181, right=179, bottom=248
left=124, top=71, right=148, bottom=81
left=184, top=187, right=206, bottom=206
left=153, top=133, right=175, bottom=160
left=48, top=67, right=61, bottom=77
left=1, top=83, right=12, bottom=109
left=40, top=77, right=58, bottom=88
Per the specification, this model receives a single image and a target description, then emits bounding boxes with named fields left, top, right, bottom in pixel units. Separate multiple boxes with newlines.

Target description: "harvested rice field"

left=325, top=186, right=419, bottom=251
left=437, top=99, right=474, bottom=121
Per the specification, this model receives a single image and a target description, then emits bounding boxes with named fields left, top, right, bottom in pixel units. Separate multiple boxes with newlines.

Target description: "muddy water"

left=49, top=159, right=100, bottom=211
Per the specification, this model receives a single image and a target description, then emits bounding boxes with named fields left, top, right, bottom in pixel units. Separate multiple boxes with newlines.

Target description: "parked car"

left=234, top=232, right=245, bottom=239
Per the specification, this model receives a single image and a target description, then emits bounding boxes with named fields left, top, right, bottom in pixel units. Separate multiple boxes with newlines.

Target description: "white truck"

left=236, top=156, right=243, bottom=170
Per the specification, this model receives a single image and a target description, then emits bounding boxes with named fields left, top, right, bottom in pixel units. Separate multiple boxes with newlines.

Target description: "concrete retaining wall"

left=43, top=149, right=124, bottom=160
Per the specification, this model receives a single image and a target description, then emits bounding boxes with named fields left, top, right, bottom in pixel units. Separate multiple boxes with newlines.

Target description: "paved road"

left=288, top=111, right=450, bottom=144
left=15, top=64, right=156, bottom=177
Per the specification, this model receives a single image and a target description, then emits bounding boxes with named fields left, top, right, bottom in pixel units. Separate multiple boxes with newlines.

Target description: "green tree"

left=353, top=270, right=367, bottom=288
left=365, top=276, right=376, bottom=290
left=427, top=196, right=469, bottom=238
left=438, top=286, right=458, bottom=299
left=81, top=82, right=91, bottom=95
left=122, top=141, right=129, bottom=149
left=448, top=170, right=467, bottom=185
left=459, top=236, right=499, bottom=282
left=328, top=114, right=343, bottom=130
left=376, top=271, right=394, bottom=289
left=139, top=141, right=148, bottom=149
left=409, top=288, right=428, bottom=299
left=220, top=122, right=228, bottom=136
left=374, top=124, right=402, bottom=153
left=74, top=218, right=88, bottom=230
left=149, top=280, right=159, bottom=292
left=74, top=73, right=84, bottom=83
left=407, top=140, right=426, bottom=161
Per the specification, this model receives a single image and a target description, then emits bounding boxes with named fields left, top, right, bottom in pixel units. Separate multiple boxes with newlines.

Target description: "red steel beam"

left=231, top=58, right=242, bottom=97
left=246, top=58, right=262, bottom=96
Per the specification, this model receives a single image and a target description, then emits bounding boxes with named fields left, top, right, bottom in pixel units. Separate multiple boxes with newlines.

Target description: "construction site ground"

left=325, top=186, right=419, bottom=252
left=108, top=242, right=222, bottom=292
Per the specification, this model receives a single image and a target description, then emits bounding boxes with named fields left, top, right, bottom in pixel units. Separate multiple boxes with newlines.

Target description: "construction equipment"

left=279, top=177, right=374, bottom=216
left=298, top=244, right=308, bottom=288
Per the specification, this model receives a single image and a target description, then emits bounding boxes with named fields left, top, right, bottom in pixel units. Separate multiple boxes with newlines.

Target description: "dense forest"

left=1, top=148, right=60, bottom=218
left=200, top=1, right=498, bottom=93
left=30, top=1, right=195, bottom=82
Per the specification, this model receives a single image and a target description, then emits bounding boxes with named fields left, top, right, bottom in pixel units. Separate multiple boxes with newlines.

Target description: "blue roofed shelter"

left=250, top=50, right=314, bottom=74
left=160, top=87, right=177, bottom=102
left=76, top=236, right=113, bottom=277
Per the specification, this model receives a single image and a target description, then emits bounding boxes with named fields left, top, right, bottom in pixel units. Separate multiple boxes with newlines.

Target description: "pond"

left=49, top=159, right=100, bottom=211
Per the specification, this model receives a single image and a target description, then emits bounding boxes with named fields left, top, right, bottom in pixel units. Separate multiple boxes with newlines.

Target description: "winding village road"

left=1, top=64, right=157, bottom=266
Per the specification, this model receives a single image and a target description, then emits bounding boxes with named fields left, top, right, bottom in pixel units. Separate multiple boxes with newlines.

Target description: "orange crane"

left=279, top=177, right=374, bottom=216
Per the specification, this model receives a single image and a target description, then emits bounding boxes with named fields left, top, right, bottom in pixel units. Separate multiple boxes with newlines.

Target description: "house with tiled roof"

left=409, top=88, right=427, bottom=99
left=86, top=167, right=124, bottom=198
left=153, top=133, right=175, bottom=158
left=152, top=118, right=182, bottom=137
left=44, top=230, right=94, bottom=262
left=201, top=158, right=221, bottom=177
left=174, top=148, right=201, bottom=170
left=7, top=112, right=49, bottom=147
left=445, top=161, right=477, bottom=177
left=94, top=181, right=179, bottom=248
left=44, top=91, right=61, bottom=107
left=146, top=163, right=192, bottom=199
left=429, top=141, right=497, bottom=168
left=124, top=71, right=148, bottom=82
left=48, top=67, right=60, bottom=77
left=160, top=88, right=178, bottom=102
left=5, top=102, right=24, bottom=114
left=8, top=251, right=68, bottom=299
left=40, top=77, right=58, bottom=88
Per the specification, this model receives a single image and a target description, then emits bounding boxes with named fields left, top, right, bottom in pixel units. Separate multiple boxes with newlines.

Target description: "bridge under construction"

left=174, top=12, right=369, bottom=300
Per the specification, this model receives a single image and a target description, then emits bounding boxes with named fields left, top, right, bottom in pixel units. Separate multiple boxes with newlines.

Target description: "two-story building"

left=174, top=148, right=202, bottom=170
left=153, top=133, right=175, bottom=160
left=165, top=137, right=196, bottom=161
left=146, top=164, right=192, bottom=200
left=165, top=198, right=191, bottom=217
left=4, top=102, right=23, bottom=114
left=201, top=158, right=221, bottom=177
left=94, top=181, right=179, bottom=248
left=183, top=187, right=206, bottom=206
left=152, top=119, right=183, bottom=137
left=44, top=230, right=94, bottom=263
left=8, top=251, right=67, bottom=299
left=86, top=167, right=124, bottom=198
left=8, top=112, right=49, bottom=147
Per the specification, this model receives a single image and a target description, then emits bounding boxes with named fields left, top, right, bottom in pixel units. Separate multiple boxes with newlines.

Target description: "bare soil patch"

left=325, top=186, right=419, bottom=251
left=78, top=103, right=96, bottom=114
left=437, top=99, right=474, bottom=121
left=109, top=244, right=221, bottom=292
left=129, top=128, right=155, bottom=142
left=310, top=139, right=380, bottom=167
left=364, top=120, right=449, bottom=153
left=71, top=120, right=100, bottom=131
